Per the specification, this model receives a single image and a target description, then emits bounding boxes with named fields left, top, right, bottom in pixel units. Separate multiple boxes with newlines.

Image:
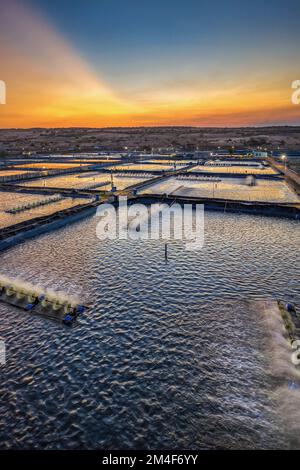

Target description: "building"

left=252, top=150, right=268, bottom=159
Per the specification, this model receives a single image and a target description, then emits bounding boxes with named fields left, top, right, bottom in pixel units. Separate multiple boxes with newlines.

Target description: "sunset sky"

left=0, top=0, right=299, bottom=128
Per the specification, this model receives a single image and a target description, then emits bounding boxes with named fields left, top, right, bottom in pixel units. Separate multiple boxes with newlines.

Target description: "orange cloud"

left=0, top=0, right=299, bottom=127
left=0, top=1, right=142, bottom=127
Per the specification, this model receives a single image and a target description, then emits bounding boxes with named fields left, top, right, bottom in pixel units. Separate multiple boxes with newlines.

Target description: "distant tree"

left=248, top=137, right=268, bottom=146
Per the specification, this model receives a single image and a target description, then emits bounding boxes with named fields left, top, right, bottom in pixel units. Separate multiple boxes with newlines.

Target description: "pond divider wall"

left=0, top=188, right=299, bottom=252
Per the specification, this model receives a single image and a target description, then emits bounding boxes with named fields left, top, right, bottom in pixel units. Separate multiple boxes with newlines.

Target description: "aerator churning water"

left=0, top=275, right=86, bottom=326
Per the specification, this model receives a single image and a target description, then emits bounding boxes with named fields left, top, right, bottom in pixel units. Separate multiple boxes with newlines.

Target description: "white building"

left=252, top=151, right=268, bottom=159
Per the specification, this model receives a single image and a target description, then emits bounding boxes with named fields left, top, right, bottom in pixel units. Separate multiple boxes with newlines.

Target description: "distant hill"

left=0, top=126, right=300, bottom=154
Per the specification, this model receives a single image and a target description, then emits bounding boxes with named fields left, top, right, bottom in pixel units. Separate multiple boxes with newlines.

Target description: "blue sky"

left=29, top=0, right=300, bottom=84
left=1, top=0, right=299, bottom=127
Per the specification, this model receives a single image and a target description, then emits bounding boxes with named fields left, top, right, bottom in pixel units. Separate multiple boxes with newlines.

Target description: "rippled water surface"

left=0, top=211, right=299, bottom=449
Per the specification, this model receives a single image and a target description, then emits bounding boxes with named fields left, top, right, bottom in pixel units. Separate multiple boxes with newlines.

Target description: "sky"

left=0, top=0, right=299, bottom=128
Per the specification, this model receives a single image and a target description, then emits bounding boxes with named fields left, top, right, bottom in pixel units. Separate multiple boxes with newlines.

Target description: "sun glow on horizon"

left=0, top=0, right=299, bottom=128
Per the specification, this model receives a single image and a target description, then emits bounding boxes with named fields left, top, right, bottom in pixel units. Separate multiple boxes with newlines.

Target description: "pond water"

left=0, top=210, right=299, bottom=449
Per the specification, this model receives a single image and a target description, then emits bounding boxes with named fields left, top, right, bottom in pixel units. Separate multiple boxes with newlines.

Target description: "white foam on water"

left=261, top=301, right=300, bottom=448
left=0, top=274, right=81, bottom=306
